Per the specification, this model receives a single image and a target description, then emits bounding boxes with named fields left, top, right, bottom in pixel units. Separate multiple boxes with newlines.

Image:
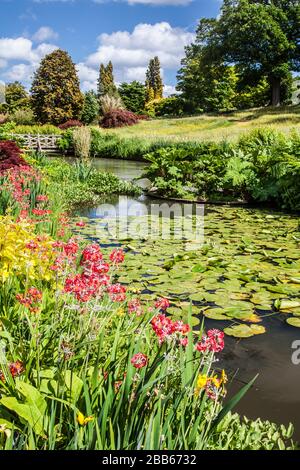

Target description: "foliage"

left=30, top=49, right=84, bottom=125
left=0, top=216, right=56, bottom=283
left=187, top=0, right=300, bottom=107
left=101, top=109, right=140, bottom=129
left=0, top=142, right=298, bottom=451
left=8, top=108, right=35, bottom=126
left=145, top=56, right=164, bottom=102
left=81, top=91, right=99, bottom=125
left=73, top=127, right=91, bottom=162
left=99, top=94, right=124, bottom=115
left=142, top=128, right=300, bottom=210
left=90, top=130, right=172, bottom=160
left=210, top=412, right=295, bottom=450
left=0, top=140, right=28, bottom=172
left=32, top=154, right=141, bottom=210
left=11, top=124, right=62, bottom=135
left=0, top=81, right=30, bottom=113
left=118, top=81, right=146, bottom=115
left=98, top=61, right=118, bottom=99
left=58, top=120, right=83, bottom=130
left=152, top=97, right=185, bottom=117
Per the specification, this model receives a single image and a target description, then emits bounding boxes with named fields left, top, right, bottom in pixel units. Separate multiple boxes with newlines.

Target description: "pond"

left=76, top=158, right=300, bottom=439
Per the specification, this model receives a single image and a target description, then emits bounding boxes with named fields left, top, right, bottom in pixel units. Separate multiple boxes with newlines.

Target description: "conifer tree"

left=98, top=61, right=118, bottom=98
left=145, top=56, right=164, bottom=102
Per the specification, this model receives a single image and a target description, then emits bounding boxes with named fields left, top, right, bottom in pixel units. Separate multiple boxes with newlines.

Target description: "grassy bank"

left=98, top=106, right=300, bottom=143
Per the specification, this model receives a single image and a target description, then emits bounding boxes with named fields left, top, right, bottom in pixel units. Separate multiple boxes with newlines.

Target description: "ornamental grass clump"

left=73, top=126, right=91, bottom=163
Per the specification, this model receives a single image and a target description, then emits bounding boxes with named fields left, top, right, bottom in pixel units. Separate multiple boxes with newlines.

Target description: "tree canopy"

left=118, top=81, right=146, bottom=114
left=178, top=0, right=299, bottom=107
left=30, top=49, right=83, bottom=125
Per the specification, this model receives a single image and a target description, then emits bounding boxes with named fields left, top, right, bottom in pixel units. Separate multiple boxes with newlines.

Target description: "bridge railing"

left=10, top=134, right=62, bottom=153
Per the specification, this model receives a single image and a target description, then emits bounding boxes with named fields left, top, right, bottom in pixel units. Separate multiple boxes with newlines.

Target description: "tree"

left=145, top=57, right=164, bottom=102
left=118, top=81, right=146, bottom=114
left=177, top=46, right=239, bottom=113
left=4, top=82, right=30, bottom=112
left=31, top=49, right=83, bottom=124
left=198, top=0, right=300, bottom=106
left=81, top=90, right=99, bottom=124
left=97, top=61, right=118, bottom=98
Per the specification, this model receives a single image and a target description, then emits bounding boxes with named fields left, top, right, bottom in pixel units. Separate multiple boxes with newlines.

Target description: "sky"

left=0, top=0, right=221, bottom=95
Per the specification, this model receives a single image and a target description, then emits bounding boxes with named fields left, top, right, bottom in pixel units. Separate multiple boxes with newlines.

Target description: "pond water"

left=93, top=157, right=146, bottom=181
left=75, top=158, right=300, bottom=439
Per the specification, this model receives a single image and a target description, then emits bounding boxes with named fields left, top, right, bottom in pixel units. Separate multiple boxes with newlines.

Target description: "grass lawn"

left=101, top=106, right=300, bottom=142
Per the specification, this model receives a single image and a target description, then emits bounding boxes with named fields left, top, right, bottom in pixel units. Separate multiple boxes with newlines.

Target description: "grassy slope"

left=101, top=106, right=300, bottom=142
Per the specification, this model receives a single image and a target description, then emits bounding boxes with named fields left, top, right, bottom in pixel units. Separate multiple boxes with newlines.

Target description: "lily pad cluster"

left=73, top=206, right=300, bottom=338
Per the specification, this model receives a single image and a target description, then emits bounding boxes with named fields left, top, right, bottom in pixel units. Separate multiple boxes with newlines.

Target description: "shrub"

left=58, top=120, right=83, bottom=130
left=12, top=124, right=62, bottom=135
left=8, top=108, right=35, bottom=125
left=0, top=140, right=28, bottom=173
left=100, top=94, right=124, bottom=115
left=73, top=126, right=91, bottom=162
left=101, top=109, right=140, bottom=128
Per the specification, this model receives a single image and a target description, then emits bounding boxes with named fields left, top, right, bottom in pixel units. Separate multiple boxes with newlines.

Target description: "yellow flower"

left=77, top=412, right=94, bottom=426
left=221, top=369, right=228, bottom=385
left=196, top=374, right=208, bottom=390
left=116, top=307, right=125, bottom=317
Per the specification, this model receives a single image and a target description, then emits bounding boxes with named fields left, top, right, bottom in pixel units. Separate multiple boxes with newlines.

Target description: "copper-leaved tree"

left=31, top=49, right=83, bottom=125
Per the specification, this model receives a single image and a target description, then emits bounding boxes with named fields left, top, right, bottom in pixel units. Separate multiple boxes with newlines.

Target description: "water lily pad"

left=203, top=309, right=231, bottom=320
left=224, top=324, right=266, bottom=338
left=286, top=317, right=300, bottom=328
left=276, top=300, right=300, bottom=311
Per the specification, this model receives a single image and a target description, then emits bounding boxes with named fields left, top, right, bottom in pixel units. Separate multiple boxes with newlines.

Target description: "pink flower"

left=196, top=329, right=224, bottom=354
left=76, top=220, right=86, bottom=227
left=32, top=208, right=52, bottom=217
left=180, top=337, right=189, bottom=347
left=109, top=249, right=125, bottom=264
left=128, top=298, right=143, bottom=316
left=155, top=298, right=170, bottom=311
left=107, top=284, right=127, bottom=302
left=63, top=238, right=79, bottom=257
left=131, top=353, right=148, bottom=369
left=151, top=314, right=190, bottom=345
left=36, top=194, right=49, bottom=202
left=81, top=244, right=103, bottom=263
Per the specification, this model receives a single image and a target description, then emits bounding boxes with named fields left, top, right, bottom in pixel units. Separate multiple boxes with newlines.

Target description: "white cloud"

left=0, top=59, right=7, bottom=69
left=76, top=62, right=98, bottom=91
left=164, top=84, right=178, bottom=96
left=5, top=64, right=35, bottom=82
left=32, top=27, right=59, bottom=43
left=83, top=22, right=194, bottom=94
left=0, top=37, right=58, bottom=85
left=0, top=38, right=33, bottom=61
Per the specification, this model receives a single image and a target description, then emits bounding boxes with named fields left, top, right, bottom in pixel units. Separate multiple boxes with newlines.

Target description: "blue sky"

left=0, top=0, right=221, bottom=94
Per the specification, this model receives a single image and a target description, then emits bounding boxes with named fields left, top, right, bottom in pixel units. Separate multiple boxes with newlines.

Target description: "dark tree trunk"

left=271, top=77, right=281, bottom=107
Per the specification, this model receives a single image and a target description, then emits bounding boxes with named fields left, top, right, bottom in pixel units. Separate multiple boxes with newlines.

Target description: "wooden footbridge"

left=10, top=134, right=62, bottom=154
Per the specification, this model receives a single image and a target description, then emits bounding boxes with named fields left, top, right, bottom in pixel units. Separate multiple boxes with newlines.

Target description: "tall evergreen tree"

left=97, top=61, right=118, bottom=98
left=81, top=90, right=99, bottom=124
left=119, top=81, right=146, bottom=114
left=145, top=56, right=164, bottom=101
left=30, top=49, right=83, bottom=125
